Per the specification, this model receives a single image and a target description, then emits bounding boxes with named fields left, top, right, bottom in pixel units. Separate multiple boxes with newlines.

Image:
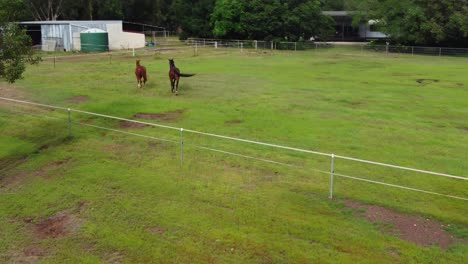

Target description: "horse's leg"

left=175, top=77, right=180, bottom=95
left=171, top=79, right=175, bottom=93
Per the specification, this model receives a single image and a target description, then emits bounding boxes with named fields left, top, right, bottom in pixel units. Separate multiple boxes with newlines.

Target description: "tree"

left=26, top=0, right=65, bottom=21
left=211, top=0, right=334, bottom=41
left=171, top=0, right=216, bottom=38
left=320, top=0, right=345, bottom=10
left=0, top=0, right=41, bottom=83
left=211, top=0, right=245, bottom=38
left=348, top=0, right=468, bottom=47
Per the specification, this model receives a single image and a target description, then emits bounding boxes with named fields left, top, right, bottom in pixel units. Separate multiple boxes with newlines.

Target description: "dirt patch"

left=23, top=246, right=46, bottom=257
left=35, top=158, right=71, bottom=178
left=347, top=101, right=367, bottom=108
left=119, top=120, right=148, bottom=129
left=458, top=126, right=468, bottom=132
left=6, top=245, right=47, bottom=264
left=35, top=211, right=83, bottom=239
left=104, top=252, right=124, bottom=264
left=416, top=79, right=440, bottom=84
left=226, top=119, right=243, bottom=124
left=147, top=141, right=168, bottom=151
left=0, top=171, right=29, bottom=188
left=134, top=109, right=185, bottom=123
left=148, top=227, right=166, bottom=236
left=0, top=85, right=28, bottom=99
left=338, top=99, right=367, bottom=108
left=345, top=200, right=455, bottom=249
left=65, top=96, right=89, bottom=104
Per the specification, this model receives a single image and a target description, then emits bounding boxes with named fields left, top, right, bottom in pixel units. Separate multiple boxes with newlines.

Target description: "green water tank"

left=80, top=28, right=109, bottom=52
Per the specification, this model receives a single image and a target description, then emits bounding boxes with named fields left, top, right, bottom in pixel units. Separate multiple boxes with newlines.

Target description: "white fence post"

left=255, top=40, right=258, bottom=50
left=439, top=48, right=442, bottom=57
left=295, top=42, right=297, bottom=51
left=241, top=42, right=243, bottom=52
left=180, top=128, right=184, bottom=166
left=215, top=41, right=218, bottom=49
left=132, top=48, right=135, bottom=57
left=329, top=154, right=335, bottom=199
left=67, top=108, right=72, bottom=138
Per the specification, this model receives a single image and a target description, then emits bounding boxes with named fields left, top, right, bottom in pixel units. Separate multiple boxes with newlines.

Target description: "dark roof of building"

left=322, top=11, right=357, bottom=17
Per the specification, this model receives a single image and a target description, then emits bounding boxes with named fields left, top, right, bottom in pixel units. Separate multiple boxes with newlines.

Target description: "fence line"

left=187, top=37, right=468, bottom=57
left=334, top=172, right=468, bottom=201
left=0, top=96, right=466, bottom=202
left=6, top=106, right=466, bottom=200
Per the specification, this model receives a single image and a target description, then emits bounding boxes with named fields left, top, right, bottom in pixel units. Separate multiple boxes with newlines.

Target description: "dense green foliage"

left=0, top=46, right=467, bottom=262
left=0, top=0, right=40, bottom=83
left=212, top=0, right=334, bottom=41
left=3, top=0, right=468, bottom=45
left=350, top=0, right=468, bottom=47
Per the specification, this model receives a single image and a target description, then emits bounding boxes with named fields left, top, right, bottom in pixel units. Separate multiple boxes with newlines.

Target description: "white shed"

left=20, top=20, right=145, bottom=52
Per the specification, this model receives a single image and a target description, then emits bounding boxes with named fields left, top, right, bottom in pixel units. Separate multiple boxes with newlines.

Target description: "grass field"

left=0, top=45, right=467, bottom=263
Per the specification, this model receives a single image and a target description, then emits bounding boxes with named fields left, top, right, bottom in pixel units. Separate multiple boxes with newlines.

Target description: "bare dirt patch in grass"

left=416, top=79, right=440, bottom=84
left=226, top=119, right=243, bottom=124
left=0, top=85, right=30, bottom=110
left=147, top=141, right=169, bottom=151
left=7, top=245, right=47, bottom=264
left=35, top=211, right=84, bottom=239
left=458, top=126, right=468, bottom=132
left=119, top=120, right=149, bottom=129
left=0, top=85, right=28, bottom=99
left=104, top=252, right=124, bottom=264
left=65, top=96, right=89, bottom=104
left=23, top=245, right=46, bottom=257
left=148, top=227, right=166, bottom=236
left=345, top=200, right=455, bottom=249
left=134, top=109, right=185, bottom=123
left=35, top=158, right=71, bottom=178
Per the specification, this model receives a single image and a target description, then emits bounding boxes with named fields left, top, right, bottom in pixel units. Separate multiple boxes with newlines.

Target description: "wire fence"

left=187, top=38, right=468, bottom=57
left=36, top=44, right=197, bottom=67
left=1, top=96, right=466, bottom=204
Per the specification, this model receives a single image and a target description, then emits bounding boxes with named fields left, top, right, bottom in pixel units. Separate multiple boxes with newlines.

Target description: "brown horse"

left=168, top=59, right=194, bottom=94
left=135, top=60, right=147, bottom=88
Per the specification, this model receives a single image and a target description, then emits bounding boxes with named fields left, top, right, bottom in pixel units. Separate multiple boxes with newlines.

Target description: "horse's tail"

left=179, top=73, right=195, bottom=77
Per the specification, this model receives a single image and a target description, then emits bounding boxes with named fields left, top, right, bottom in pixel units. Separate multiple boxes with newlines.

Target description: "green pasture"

left=0, top=46, right=467, bottom=263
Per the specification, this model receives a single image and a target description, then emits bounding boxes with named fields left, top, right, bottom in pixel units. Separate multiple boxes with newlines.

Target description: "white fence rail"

left=187, top=37, right=468, bottom=57
left=1, top=96, right=466, bottom=202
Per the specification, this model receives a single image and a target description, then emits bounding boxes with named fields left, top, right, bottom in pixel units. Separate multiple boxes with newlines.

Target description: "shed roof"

left=19, top=20, right=122, bottom=25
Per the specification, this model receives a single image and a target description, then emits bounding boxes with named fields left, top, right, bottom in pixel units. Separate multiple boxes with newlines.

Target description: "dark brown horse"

left=135, top=60, right=147, bottom=88
left=168, top=59, right=194, bottom=94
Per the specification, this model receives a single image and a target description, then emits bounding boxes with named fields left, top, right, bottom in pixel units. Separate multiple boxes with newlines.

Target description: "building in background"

left=19, top=20, right=145, bottom=52
left=323, top=11, right=388, bottom=41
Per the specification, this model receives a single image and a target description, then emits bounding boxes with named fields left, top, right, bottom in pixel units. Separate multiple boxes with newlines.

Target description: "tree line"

left=2, top=0, right=467, bottom=45
left=1, top=0, right=467, bottom=83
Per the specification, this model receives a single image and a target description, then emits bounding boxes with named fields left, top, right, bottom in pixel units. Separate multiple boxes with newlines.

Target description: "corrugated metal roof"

left=19, top=20, right=122, bottom=25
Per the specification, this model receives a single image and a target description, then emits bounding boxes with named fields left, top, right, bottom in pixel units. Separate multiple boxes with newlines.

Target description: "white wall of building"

left=359, top=22, right=388, bottom=39
left=106, top=23, right=145, bottom=50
